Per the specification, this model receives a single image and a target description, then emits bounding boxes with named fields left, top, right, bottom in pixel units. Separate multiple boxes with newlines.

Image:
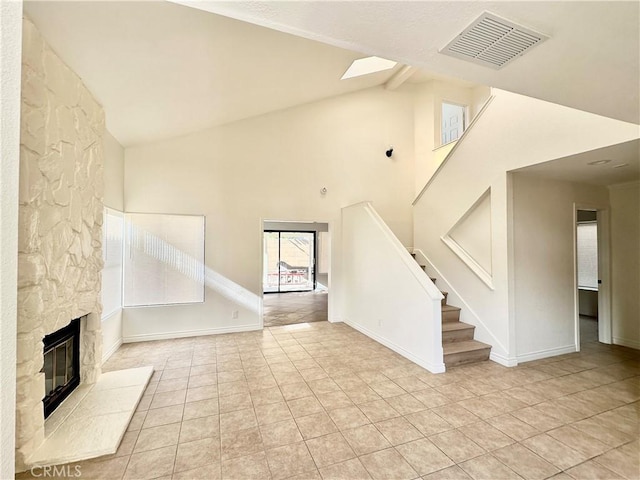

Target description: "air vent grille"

left=440, top=12, right=548, bottom=69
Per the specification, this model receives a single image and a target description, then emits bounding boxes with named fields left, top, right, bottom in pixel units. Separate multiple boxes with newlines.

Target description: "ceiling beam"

left=384, top=65, right=417, bottom=91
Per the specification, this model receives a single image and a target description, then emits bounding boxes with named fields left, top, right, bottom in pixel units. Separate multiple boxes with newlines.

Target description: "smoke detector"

left=440, top=12, right=548, bottom=69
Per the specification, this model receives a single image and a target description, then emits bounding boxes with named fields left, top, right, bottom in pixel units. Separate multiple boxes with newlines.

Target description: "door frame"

left=573, top=203, right=612, bottom=350
left=263, top=229, right=317, bottom=294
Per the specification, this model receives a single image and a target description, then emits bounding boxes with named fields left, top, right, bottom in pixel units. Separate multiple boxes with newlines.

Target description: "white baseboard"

left=344, top=319, right=445, bottom=374
left=613, top=337, right=640, bottom=350
left=123, top=323, right=262, bottom=343
left=490, top=351, right=518, bottom=367
left=516, top=344, right=576, bottom=363
left=102, top=338, right=123, bottom=364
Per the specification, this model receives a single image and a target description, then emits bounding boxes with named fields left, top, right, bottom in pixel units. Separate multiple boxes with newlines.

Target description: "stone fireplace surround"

left=16, top=16, right=105, bottom=471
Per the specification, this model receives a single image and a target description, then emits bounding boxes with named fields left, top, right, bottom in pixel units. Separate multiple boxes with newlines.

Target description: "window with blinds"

left=577, top=222, right=598, bottom=290
left=123, top=213, right=205, bottom=307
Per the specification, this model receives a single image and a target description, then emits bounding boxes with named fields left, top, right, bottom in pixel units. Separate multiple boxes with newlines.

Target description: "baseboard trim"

left=344, top=319, right=445, bottom=374
left=122, top=323, right=262, bottom=343
left=516, top=344, right=576, bottom=363
left=613, top=337, right=640, bottom=350
left=102, top=338, right=123, bottom=364
left=490, top=351, right=518, bottom=367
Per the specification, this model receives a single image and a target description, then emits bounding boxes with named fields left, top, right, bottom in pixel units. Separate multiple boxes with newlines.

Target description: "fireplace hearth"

left=42, top=318, right=81, bottom=419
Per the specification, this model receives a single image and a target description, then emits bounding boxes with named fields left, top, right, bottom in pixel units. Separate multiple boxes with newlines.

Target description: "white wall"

left=123, top=86, right=416, bottom=341
left=609, top=181, right=640, bottom=349
left=413, top=81, right=488, bottom=196
left=512, top=174, right=609, bottom=361
left=413, top=89, right=640, bottom=365
left=102, top=130, right=125, bottom=361
left=0, top=2, right=22, bottom=477
left=342, top=203, right=444, bottom=373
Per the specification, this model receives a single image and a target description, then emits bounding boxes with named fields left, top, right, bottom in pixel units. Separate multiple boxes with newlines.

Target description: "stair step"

left=442, top=321, right=475, bottom=343
left=443, top=340, right=491, bottom=367
left=441, top=304, right=461, bottom=323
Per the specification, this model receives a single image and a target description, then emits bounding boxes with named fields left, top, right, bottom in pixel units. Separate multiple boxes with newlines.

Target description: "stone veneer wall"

left=16, top=17, right=104, bottom=470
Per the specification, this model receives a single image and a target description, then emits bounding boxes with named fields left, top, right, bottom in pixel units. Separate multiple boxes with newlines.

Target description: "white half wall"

left=0, top=1, right=22, bottom=477
left=342, top=202, right=444, bottom=373
left=123, top=86, right=416, bottom=340
left=609, top=181, right=640, bottom=349
left=512, top=174, right=609, bottom=361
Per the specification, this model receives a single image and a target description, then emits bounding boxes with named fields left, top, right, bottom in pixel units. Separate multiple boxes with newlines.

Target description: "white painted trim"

left=440, top=235, right=494, bottom=290
left=613, top=337, right=640, bottom=350
left=123, top=323, right=261, bottom=343
left=516, top=344, right=576, bottom=363
left=490, top=351, right=518, bottom=367
left=413, top=248, right=508, bottom=356
left=101, top=339, right=123, bottom=364
left=413, top=95, right=495, bottom=205
left=344, top=319, right=446, bottom=374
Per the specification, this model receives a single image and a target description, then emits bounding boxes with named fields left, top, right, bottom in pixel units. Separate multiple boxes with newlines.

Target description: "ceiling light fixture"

left=341, top=56, right=397, bottom=80
left=587, top=159, right=612, bottom=166
left=612, top=163, right=629, bottom=169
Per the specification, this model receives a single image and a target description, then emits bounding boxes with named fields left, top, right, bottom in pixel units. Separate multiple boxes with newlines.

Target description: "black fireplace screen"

left=42, top=318, right=80, bottom=418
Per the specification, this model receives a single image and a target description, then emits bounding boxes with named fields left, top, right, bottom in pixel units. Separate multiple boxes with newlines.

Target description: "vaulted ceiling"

left=25, top=1, right=639, bottom=150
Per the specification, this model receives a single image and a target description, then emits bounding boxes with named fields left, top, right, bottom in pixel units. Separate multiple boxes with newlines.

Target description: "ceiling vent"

left=440, top=12, right=548, bottom=69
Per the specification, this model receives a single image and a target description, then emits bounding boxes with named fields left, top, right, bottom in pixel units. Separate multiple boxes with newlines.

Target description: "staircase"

left=413, top=255, right=492, bottom=367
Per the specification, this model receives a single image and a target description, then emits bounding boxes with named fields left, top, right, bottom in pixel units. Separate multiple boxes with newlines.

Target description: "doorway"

left=262, top=221, right=329, bottom=328
left=574, top=206, right=611, bottom=347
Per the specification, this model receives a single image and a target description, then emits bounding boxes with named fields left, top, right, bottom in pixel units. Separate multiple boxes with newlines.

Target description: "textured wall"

left=16, top=17, right=104, bottom=470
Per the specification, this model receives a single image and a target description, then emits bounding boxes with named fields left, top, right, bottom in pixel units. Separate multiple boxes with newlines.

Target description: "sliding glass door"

left=263, top=231, right=315, bottom=293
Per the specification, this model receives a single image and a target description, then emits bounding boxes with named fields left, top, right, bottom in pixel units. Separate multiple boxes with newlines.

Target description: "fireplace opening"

left=42, top=318, right=81, bottom=419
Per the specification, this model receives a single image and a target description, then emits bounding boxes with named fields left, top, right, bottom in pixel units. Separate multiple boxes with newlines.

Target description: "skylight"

left=341, top=56, right=397, bottom=80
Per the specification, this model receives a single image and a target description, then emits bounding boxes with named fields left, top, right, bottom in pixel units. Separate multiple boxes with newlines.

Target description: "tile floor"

left=16, top=319, right=639, bottom=480
left=263, top=291, right=328, bottom=327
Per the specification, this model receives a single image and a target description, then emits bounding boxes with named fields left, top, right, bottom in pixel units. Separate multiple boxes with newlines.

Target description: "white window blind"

left=102, top=208, right=124, bottom=319
left=124, top=213, right=205, bottom=307
left=577, top=222, right=598, bottom=290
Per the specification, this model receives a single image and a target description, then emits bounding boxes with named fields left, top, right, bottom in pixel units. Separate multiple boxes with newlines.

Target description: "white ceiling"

left=24, top=1, right=428, bottom=146
left=512, top=140, right=640, bottom=187
left=24, top=1, right=639, bottom=152
left=178, top=1, right=640, bottom=126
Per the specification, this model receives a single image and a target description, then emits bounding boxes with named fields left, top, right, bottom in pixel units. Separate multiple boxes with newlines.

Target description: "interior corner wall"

left=0, top=1, right=23, bottom=477
left=512, top=174, right=609, bottom=362
left=609, top=181, right=640, bottom=349
left=103, top=130, right=124, bottom=211
left=101, top=130, right=125, bottom=361
left=122, top=86, right=416, bottom=341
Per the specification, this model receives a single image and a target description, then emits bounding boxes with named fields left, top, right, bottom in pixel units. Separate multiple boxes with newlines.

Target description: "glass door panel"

left=263, top=231, right=315, bottom=293
left=279, top=232, right=314, bottom=292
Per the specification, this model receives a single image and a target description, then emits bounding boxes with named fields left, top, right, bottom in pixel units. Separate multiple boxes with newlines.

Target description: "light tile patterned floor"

left=17, top=318, right=639, bottom=480
left=263, top=291, right=328, bottom=327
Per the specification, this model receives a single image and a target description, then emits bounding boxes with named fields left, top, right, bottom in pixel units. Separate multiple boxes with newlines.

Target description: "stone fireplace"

left=16, top=17, right=105, bottom=471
